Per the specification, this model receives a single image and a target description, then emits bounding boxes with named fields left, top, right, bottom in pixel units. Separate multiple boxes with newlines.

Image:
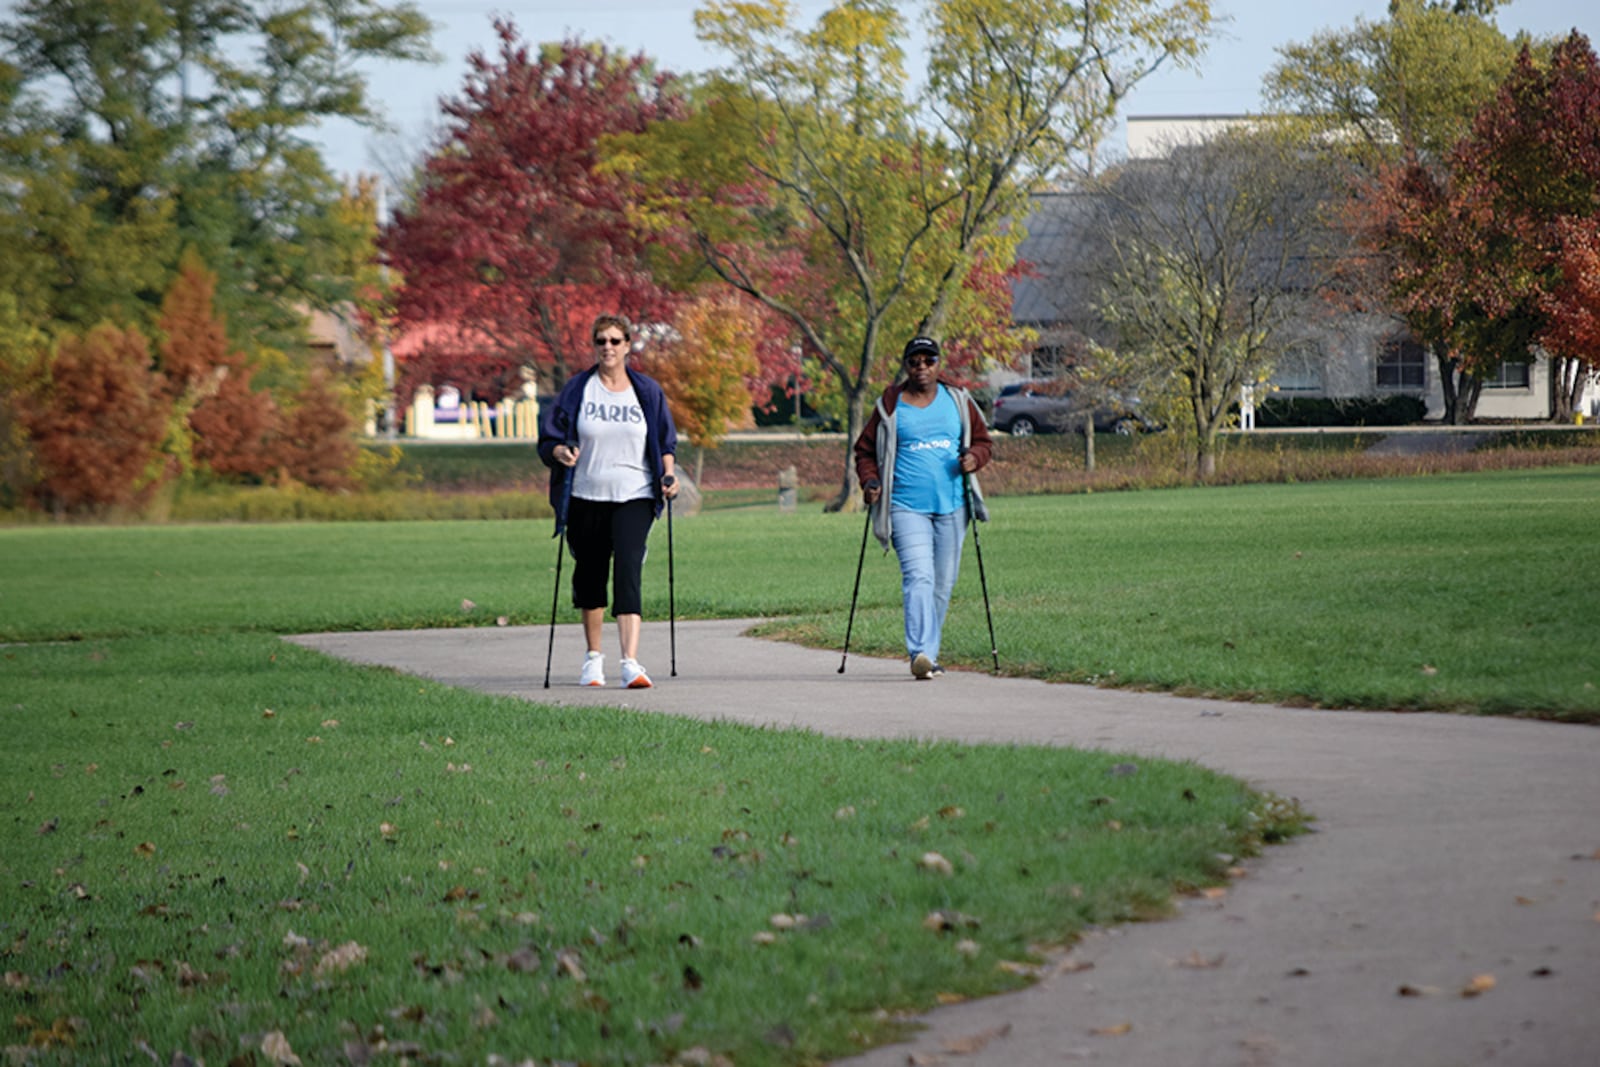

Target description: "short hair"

left=592, top=314, right=632, bottom=341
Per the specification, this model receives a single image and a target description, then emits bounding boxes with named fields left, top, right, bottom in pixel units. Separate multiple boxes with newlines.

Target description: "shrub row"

left=1256, top=394, right=1429, bottom=427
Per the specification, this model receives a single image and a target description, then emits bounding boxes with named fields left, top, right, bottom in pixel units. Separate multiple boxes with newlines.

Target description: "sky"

left=319, top=0, right=1594, bottom=184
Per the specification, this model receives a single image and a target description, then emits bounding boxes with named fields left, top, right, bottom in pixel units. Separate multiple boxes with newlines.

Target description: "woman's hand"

left=554, top=443, right=579, bottom=467
left=662, top=472, right=679, bottom=500
left=958, top=451, right=979, bottom=474
left=861, top=478, right=881, bottom=505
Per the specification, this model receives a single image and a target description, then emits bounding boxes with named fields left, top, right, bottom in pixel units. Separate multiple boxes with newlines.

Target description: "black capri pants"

left=566, top=496, right=655, bottom=616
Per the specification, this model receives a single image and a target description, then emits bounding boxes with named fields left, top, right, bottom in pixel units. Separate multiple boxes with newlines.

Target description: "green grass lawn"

left=3, top=466, right=1594, bottom=1063
left=6, top=465, right=1595, bottom=718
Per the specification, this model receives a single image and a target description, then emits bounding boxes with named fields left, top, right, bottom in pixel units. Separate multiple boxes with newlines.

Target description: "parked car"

left=989, top=380, right=1153, bottom=436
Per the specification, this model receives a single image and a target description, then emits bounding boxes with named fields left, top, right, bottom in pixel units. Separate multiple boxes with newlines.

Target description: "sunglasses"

left=594, top=336, right=628, bottom=347
left=904, top=355, right=939, bottom=368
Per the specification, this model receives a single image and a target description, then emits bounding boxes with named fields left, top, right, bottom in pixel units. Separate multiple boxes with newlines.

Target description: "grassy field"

left=0, top=495, right=1321, bottom=1065
left=6, top=466, right=1596, bottom=718
left=3, top=467, right=1594, bottom=1064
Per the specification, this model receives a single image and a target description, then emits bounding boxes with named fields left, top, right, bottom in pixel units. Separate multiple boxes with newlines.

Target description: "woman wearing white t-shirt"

left=539, top=315, right=679, bottom=688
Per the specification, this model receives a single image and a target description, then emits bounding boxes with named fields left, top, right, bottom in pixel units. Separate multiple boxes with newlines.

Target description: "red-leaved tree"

left=26, top=323, right=170, bottom=515
left=1543, top=215, right=1600, bottom=416
left=382, top=22, right=687, bottom=402
left=1359, top=33, right=1600, bottom=423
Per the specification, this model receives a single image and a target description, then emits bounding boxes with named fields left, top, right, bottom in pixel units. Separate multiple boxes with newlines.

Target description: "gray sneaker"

left=911, top=653, right=933, bottom=680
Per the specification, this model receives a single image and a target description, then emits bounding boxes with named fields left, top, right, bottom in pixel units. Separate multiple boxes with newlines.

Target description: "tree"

left=381, top=23, right=686, bottom=404
left=24, top=323, right=171, bottom=515
left=1265, top=0, right=1518, bottom=165
left=280, top=370, right=358, bottom=491
left=639, top=292, right=764, bottom=485
left=1088, top=130, right=1344, bottom=478
left=1265, top=1, right=1528, bottom=422
left=617, top=0, right=1214, bottom=508
left=0, top=293, right=46, bottom=508
left=1359, top=34, right=1600, bottom=423
left=1543, top=216, right=1600, bottom=418
left=0, top=0, right=434, bottom=348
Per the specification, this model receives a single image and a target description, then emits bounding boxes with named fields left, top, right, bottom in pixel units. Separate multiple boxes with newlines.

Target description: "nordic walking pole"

left=838, top=497, right=874, bottom=673
left=663, top=474, right=677, bottom=677
left=962, top=464, right=999, bottom=674
left=543, top=442, right=576, bottom=689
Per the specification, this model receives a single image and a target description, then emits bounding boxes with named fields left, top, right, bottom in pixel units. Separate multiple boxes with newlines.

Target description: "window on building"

left=1270, top=342, right=1323, bottom=392
left=1482, top=362, right=1531, bottom=390
left=1377, top=337, right=1426, bottom=389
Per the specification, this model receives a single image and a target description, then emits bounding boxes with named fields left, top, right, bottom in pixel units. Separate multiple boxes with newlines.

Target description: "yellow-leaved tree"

left=612, top=0, right=1215, bottom=508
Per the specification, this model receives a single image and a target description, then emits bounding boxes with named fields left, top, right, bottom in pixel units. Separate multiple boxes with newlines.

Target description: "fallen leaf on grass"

left=134, top=841, right=156, bottom=858
left=261, top=1030, right=302, bottom=1065
left=504, top=945, right=540, bottom=973
left=923, top=910, right=980, bottom=932
left=556, top=949, right=586, bottom=982
left=918, top=852, right=954, bottom=876
left=314, top=941, right=367, bottom=977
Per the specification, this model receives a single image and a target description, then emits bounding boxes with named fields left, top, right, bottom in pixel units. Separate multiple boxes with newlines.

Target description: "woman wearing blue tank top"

left=853, top=336, right=993, bottom=679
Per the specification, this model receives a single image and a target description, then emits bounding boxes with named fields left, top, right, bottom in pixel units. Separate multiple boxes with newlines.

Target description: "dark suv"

left=990, top=380, right=1151, bottom=436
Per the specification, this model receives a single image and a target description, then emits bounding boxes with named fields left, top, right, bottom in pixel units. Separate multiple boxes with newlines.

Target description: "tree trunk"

left=1081, top=411, right=1096, bottom=472
left=1436, top=350, right=1461, bottom=425
left=693, top=445, right=705, bottom=486
left=1434, top=352, right=1484, bottom=424
left=827, top=388, right=869, bottom=513
left=1550, top=355, right=1586, bottom=422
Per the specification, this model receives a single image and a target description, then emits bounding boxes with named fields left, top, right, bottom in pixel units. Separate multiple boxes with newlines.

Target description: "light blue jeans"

left=890, top=505, right=967, bottom=664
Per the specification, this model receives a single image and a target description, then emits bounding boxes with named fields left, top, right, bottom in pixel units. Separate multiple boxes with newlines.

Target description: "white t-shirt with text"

left=572, top=374, right=652, bottom=502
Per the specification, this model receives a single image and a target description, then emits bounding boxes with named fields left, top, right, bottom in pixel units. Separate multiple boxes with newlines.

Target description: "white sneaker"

left=620, top=658, right=653, bottom=689
left=578, top=651, right=605, bottom=687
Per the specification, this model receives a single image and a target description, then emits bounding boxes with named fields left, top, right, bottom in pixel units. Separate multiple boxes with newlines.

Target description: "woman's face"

left=902, top=351, right=939, bottom=389
left=593, top=327, right=630, bottom=371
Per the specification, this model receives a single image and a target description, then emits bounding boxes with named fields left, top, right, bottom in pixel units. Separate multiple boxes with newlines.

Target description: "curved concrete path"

left=286, top=620, right=1600, bottom=1067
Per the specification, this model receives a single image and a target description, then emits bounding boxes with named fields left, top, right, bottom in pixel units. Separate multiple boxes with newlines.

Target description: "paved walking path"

left=286, top=620, right=1600, bottom=1067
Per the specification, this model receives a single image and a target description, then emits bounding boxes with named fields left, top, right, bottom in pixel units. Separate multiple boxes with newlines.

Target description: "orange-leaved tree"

left=158, top=249, right=290, bottom=483
left=640, top=292, right=762, bottom=485
left=279, top=369, right=359, bottom=491
left=25, top=323, right=170, bottom=515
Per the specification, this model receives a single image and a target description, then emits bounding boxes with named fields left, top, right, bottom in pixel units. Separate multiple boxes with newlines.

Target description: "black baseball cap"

left=902, top=336, right=940, bottom=360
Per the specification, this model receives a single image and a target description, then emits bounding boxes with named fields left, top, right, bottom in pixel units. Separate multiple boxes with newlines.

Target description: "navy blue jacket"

left=538, top=366, right=678, bottom=534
